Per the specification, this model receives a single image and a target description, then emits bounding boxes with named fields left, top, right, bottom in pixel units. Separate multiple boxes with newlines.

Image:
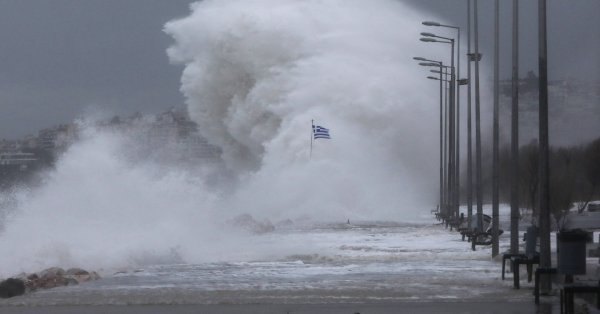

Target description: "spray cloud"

left=0, top=0, right=448, bottom=275
left=165, top=0, right=441, bottom=220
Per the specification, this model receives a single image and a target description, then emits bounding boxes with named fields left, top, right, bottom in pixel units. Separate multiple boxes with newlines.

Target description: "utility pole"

left=510, top=0, right=520, bottom=255
left=538, top=0, right=551, bottom=294
left=492, top=0, right=500, bottom=257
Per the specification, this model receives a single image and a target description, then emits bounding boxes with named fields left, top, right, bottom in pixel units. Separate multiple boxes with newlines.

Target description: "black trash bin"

left=525, top=226, right=538, bottom=259
left=557, top=229, right=590, bottom=275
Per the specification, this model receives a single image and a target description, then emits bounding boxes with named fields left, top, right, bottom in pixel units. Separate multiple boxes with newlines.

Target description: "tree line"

left=460, top=136, right=600, bottom=225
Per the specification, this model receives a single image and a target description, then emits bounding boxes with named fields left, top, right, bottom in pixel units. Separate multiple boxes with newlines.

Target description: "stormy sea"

left=0, top=0, right=533, bottom=312
left=1, top=215, right=528, bottom=307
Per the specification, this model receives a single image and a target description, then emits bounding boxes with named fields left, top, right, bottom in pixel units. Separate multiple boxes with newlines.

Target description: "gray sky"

left=0, top=0, right=191, bottom=139
left=0, top=0, right=598, bottom=139
left=405, top=0, right=600, bottom=82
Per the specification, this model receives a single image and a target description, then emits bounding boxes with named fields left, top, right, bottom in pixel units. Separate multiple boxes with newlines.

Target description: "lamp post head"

left=422, top=21, right=441, bottom=27
left=419, top=62, right=439, bottom=67
left=420, top=37, right=437, bottom=42
left=427, top=76, right=439, bottom=80
left=430, top=69, right=442, bottom=74
left=414, top=57, right=442, bottom=64
left=420, top=32, right=436, bottom=37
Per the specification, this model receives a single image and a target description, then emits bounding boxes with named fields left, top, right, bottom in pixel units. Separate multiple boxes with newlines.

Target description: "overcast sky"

left=0, top=0, right=598, bottom=139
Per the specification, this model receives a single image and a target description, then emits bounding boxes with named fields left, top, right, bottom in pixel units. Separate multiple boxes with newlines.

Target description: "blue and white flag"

left=313, top=125, right=331, bottom=140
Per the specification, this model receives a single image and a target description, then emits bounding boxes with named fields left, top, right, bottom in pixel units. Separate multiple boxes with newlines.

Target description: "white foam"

left=0, top=0, right=471, bottom=276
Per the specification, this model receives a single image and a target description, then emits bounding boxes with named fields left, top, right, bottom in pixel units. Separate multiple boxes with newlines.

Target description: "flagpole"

left=310, top=119, right=314, bottom=159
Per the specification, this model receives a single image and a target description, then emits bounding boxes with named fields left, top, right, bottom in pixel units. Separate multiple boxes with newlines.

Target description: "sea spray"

left=0, top=0, right=462, bottom=276
left=0, top=125, right=221, bottom=276
left=165, top=0, right=444, bottom=220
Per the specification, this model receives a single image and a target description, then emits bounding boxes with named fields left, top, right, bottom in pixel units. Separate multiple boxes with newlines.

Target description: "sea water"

left=0, top=0, right=505, bottom=306
left=0, top=216, right=528, bottom=306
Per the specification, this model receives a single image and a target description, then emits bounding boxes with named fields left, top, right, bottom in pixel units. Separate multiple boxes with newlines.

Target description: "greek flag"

left=313, top=125, right=331, bottom=140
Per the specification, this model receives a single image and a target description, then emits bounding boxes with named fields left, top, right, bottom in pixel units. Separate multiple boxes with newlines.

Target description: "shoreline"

left=0, top=218, right=569, bottom=313
left=0, top=300, right=548, bottom=314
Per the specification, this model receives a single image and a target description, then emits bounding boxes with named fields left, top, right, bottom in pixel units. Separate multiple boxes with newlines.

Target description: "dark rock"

left=66, top=268, right=93, bottom=283
left=26, top=273, right=39, bottom=281
left=0, top=278, right=26, bottom=298
left=66, top=268, right=88, bottom=276
left=8, top=267, right=100, bottom=294
left=64, top=268, right=100, bottom=283
left=39, top=267, right=66, bottom=280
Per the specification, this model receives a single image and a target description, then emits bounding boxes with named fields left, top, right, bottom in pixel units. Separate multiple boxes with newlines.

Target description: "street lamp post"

left=510, top=0, right=520, bottom=256
left=492, top=0, right=500, bottom=257
left=538, top=0, right=551, bottom=294
left=474, top=0, right=484, bottom=233
left=431, top=68, right=451, bottom=221
left=466, top=0, right=473, bottom=231
left=420, top=34, right=457, bottom=220
left=414, top=57, right=446, bottom=220
left=423, top=21, right=461, bottom=224
left=430, top=67, right=451, bottom=218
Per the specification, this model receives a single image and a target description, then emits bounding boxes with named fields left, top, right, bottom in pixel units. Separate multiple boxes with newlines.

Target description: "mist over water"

left=0, top=0, right=445, bottom=276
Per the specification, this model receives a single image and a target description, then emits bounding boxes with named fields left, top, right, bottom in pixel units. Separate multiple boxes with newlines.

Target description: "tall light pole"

left=510, top=0, right=520, bottom=256
left=420, top=34, right=457, bottom=220
left=431, top=67, right=452, bottom=216
left=441, top=66, right=449, bottom=222
left=414, top=57, right=446, bottom=219
left=492, top=0, right=500, bottom=257
left=466, top=0, right=473, bottom=231
left=442, top=67, right=449, bottom=220
left=423, top=21, right=461, bottom=219
left=538, top=0, right=551, bottom=294
left=473, top=0, right=484, bottom=232
left=428, top=70, right=451, bottom=222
